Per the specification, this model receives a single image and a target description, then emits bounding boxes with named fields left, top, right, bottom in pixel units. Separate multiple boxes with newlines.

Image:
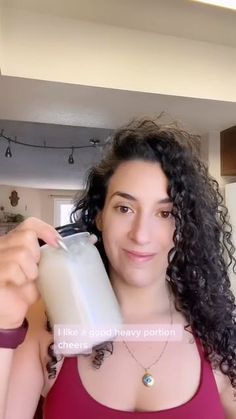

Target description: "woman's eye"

left=158, top=211, right=172, bottom=219
left=116, top=206, right=132, bottom=214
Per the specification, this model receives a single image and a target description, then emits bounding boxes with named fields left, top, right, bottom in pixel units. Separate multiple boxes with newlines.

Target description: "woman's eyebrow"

left=109, top=191, right=172, bottom=204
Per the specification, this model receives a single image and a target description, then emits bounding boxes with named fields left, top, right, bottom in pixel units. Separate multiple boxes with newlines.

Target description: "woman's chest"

left=77, top=339, right=202, bottom=412
left=41, top=307, right=226, bottom=414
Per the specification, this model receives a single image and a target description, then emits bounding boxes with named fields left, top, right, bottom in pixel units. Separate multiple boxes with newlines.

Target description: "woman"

left=0, top=118, right=235, bottom=419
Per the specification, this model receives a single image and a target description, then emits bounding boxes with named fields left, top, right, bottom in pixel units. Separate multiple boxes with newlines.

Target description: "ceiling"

left=4, top=0, right=236, bottom=47
left=0, top=0, right=236, bottom=189
left=1, top=76, right=236, bottom=134
left=1, top=75, right=236, bottom=189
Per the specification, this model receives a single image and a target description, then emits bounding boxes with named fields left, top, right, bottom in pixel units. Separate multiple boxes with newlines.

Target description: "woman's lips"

left=124, top=250, right=156, bottom=263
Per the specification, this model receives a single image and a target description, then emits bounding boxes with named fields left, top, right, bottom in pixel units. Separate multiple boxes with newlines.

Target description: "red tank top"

left=43, top=337, right=225, bottom=418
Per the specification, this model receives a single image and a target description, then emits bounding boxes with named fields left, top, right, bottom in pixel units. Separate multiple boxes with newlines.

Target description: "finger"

left=13, top=247, right=39, bottom=281
left=0, top=230, right=41, bottom=262
left=0, top=246, right=38, bottom=282
left=0, top=260, right=27, bottom=287
left=89, top=234, right=98, bottom=245
left=15, top=217, right=61, bottom=247
left=18, top=282, right=40, bottom=306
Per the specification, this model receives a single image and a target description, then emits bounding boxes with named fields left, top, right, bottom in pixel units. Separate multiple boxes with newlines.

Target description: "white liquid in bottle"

left=37, top=233, right=123, bottom=355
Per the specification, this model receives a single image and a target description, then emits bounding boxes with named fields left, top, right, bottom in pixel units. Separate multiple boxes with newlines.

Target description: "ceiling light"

left=192, top=0, right=236, bottom=10
left=89, top=138, right=100, bottom=146
left=68, top=147, right=74, bottom=164
left=5, top=142, right=12, bottom=158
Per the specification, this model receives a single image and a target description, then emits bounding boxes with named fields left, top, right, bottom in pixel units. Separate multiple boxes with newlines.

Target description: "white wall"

left=0, top=185, right=42, bottom=219
left=0, top=185, right=78, bottom=225
left=1, top=7, right=236, bottom=102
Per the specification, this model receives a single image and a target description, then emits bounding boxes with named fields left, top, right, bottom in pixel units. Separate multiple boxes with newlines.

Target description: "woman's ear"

left=95, top=212, right=103, bottom=231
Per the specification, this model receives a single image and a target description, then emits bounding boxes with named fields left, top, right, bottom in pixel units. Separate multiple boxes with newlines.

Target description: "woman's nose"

left=128, top=213, right=152, bottom=245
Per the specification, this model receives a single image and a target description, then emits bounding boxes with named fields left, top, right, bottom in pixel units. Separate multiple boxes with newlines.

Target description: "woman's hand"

left=0, top=217, right=60, bottom=329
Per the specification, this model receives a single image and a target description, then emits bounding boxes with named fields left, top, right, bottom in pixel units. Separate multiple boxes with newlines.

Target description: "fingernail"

left=57, top=238, right=69, bottom=252
left=89, top=234, right=98, bottom=244
left=52, top=234, right=63, bottom=247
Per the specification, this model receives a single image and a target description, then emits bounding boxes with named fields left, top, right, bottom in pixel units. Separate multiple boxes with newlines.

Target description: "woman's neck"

left=110, top=272, right=172, bottom=322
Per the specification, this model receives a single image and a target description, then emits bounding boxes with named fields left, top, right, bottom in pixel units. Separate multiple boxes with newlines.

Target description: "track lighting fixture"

left=0, top=129, right=103, bottom=166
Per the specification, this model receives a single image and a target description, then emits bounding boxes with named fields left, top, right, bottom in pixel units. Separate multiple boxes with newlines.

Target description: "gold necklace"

left=122, top=292, right=173, bottom=388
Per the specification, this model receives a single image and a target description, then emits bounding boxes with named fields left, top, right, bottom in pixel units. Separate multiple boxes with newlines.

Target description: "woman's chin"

left=119, top=272, right=160, bottom=288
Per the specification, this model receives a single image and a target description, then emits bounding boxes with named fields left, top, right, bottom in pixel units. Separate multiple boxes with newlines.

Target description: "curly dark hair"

left=46, top=117, right=236, bottom=395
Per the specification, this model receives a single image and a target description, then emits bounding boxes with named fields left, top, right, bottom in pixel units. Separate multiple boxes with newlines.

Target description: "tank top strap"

left=193, top=333, right=206, bottom=361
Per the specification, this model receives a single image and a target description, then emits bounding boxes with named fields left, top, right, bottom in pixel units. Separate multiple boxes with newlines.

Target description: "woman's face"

left=97, top=160, right=175, bottom=287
